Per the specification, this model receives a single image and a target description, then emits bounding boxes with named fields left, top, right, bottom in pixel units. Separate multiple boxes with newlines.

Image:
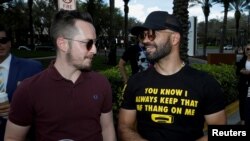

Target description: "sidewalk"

left=189, top=57, right=208, bottom=64
left=226, top=100, right=240, bottom=125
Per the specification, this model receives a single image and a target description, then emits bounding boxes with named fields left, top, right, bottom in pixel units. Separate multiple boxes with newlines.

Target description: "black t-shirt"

left=121, top=65, right=226, bottom=141
left=121, top=44, right=150, bottom=75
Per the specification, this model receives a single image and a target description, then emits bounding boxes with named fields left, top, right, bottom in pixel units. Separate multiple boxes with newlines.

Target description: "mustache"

left=143, top=42, right=156, bottom=47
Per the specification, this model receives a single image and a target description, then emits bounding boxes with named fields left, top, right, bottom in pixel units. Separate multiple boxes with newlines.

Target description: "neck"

left=154, top=60, right=185, bottom=75
left=54, top=58, right=81, bottom=83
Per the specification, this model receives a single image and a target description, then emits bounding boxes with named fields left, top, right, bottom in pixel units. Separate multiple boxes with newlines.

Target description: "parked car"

left=17, top=45, right=31, bottom=51
left=34, top=45, right=55, bottom=51
left=223, top=45, right=233, bottom=50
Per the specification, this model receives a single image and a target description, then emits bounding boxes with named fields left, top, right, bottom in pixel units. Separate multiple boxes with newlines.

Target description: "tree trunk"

left=107, top=0, right=117, bottom=66
left=173, top=0, right=189, bottom=63
left=235, top=10, right=241, bottom=48
left=28, top=0, right=34, bottom=48
left=124, top=0, right=129, bottom=49
left=202, top=0, right=210, bottom=57
left=219, top=1, right=230, bottom=53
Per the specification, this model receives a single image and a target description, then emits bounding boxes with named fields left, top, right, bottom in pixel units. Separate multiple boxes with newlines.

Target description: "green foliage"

left=92, top=55, right=110, bottom=71
left=100, top=66, right=124, bottom=117
left=1, top=0, right=140, bottom=47
left=191, top=63, right=239, bottom=104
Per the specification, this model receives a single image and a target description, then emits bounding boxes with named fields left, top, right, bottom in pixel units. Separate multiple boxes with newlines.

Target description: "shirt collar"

left=0, top=54, right=11, bottom=70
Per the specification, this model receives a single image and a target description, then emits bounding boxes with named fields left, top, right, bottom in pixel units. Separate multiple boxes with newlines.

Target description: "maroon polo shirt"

left=9, top=64, right=113, bottom=141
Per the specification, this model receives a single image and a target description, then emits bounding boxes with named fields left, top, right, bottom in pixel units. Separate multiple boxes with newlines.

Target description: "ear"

left=56, top=37, right=68, bottom=52
left=171, top=32, right=181, bottom=46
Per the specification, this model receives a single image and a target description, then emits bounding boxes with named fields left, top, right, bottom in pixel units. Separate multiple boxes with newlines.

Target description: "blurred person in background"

left=0, top=25, right=43, bottom=140
left=118, top=31, right=151, bottom=84
left=236, top=44, right=250, bottom=125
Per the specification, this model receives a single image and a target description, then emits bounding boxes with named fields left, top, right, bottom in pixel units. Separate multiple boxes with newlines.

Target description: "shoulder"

left=14, top=56, right=41, bottom=65
left=18, top=69, right=45, bottom=86
left=128, top=67, right=154, bottom=82
left=183, top=65, right=219, bottom=84
left=12, top=56, right=42, bottom=68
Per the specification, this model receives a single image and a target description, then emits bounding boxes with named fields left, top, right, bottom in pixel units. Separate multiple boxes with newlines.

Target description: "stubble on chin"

left=79, top=58, right=93, bottom=71
left=145, top=38, right=172, bottom=62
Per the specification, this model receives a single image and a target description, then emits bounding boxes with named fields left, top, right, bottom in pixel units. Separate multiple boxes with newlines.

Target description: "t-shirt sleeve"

left=120, top=77, right=137, bottom=110
left=202, top=75, right=226, bottom=115
left=8, top=79, right=34, bottom=126
left=100, top=76, right=113, bottom=113
left=121, top=45, right=137, bottom=62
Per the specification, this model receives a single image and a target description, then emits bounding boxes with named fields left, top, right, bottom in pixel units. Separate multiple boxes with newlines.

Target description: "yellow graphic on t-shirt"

left=136, top=96, right=157, bottom=103
left=136, top=87, right=199, bottom=124
left=151, top=114, right=174, bottom=123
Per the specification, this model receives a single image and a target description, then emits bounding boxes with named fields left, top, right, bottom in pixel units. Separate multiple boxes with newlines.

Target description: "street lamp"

left=28, top=0, right=34, bottom=48
left=123, top=0, right=129, bottom=49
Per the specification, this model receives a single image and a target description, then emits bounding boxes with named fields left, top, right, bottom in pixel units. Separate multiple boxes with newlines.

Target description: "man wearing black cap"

left=118, top=11, right=226, bottom=141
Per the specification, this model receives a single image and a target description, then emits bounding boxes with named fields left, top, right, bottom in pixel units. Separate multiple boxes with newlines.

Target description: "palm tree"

left=189, top=0, right=215, bottom=57
left=0, top=0, right=12, bottom=11
left=173, top=0, right=189, bottom=63
left=87, top=0, right=96, bottom=17
left=0, top=0, right=27, bottom=44
left=28, top=0, right=34, bottom=47
left=124, top=0, right=129, bottom=49
left=52, top=0, right=58, bottom=9
left=107, top=0, right=117, bottom=66
left=228, top=0, right=250, bottom=48
left=214, top=0, right=235, bottom=53
left=247, top=0, right=250, bottom=40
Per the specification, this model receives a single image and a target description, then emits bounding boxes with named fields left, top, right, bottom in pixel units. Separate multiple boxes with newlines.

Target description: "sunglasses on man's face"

left=0, top=37, right=10, bottom=44
left=246, top=48, right=250, bottom=51
left=139, top=30, right=156, bottom=41
left=64, top=38, right=97, bottom=51
left=139, top=30, right=174, bottom=41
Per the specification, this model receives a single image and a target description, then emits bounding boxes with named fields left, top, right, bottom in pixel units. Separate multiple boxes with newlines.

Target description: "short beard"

left=146, top=37, right=172, bottom=62
left=66, top=45, right=92, bottom=71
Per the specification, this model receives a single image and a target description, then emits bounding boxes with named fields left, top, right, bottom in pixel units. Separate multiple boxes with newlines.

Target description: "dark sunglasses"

left=64, top=38, right=97, bottom=50
left=139, top=30, right=156, bottom=41
left=0, top=37, right=10, bottom=44
left=246, top=48, right=250, bottom=51
left=139, top=30, right=174, bottom=41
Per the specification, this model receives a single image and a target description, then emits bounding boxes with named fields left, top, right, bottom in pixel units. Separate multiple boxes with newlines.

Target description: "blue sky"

left=102, top=0, right=236, bottom=23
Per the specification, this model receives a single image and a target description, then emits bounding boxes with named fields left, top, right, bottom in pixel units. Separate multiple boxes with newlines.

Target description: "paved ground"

left=188, top=57, right=207, bottom=64
left=226, top=100, right=241, bottom=125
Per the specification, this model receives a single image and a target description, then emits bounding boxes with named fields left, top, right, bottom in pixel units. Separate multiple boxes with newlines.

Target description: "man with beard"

left=118, top=11, right=226, bottom=141
left=5, top=10, right=116, bottom=141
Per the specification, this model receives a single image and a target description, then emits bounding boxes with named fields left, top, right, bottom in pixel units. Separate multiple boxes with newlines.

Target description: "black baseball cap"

left=130, top=11, right=182, bottom=36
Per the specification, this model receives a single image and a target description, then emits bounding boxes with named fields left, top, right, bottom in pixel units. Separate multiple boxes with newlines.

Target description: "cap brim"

left=130, top=24, right=171, bottom=36
left=130, top=26, right=147, bottom=36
